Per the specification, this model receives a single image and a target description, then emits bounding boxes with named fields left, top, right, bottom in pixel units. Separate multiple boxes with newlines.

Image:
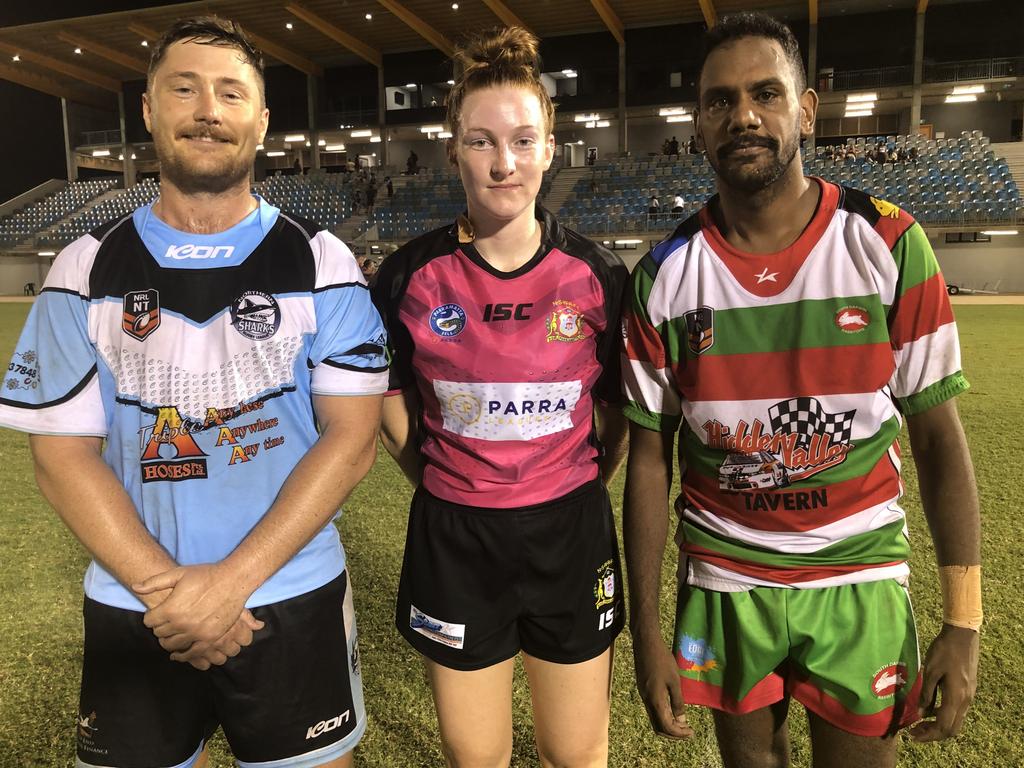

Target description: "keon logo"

left=164, top=244, right=235, bottom=260
left=306, top=710, right=351, bottom=740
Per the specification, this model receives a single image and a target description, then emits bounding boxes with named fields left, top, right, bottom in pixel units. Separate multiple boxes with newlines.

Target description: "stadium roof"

left=0, top=0, right=987, bottom=110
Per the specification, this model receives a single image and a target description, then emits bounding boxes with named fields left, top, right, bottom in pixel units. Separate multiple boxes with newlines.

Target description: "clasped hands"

left=133, top=563, right=264, bottom=671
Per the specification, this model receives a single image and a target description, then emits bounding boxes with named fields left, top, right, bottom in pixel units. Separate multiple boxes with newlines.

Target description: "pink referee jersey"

left=372, top=206, right=628, bottom=508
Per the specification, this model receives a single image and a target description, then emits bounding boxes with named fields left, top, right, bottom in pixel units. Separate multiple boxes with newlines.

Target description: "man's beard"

left=707, top=127, right=800, bottom=195
left=154, top=130, right=253, bottom=195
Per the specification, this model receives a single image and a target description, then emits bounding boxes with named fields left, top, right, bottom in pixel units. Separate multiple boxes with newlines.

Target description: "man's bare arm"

left=623, top=422, right=692, bottom=739
left=379, top=389, right=423, bottom=487
left=29, top=435, right=263, bottom=669
left=136, top=393, right=383, bottom=657
left=905, top=398, right=981, bottom=743
left=30, top=435, right=178, bottom=607
left=596, top=403, right=629, bottom=483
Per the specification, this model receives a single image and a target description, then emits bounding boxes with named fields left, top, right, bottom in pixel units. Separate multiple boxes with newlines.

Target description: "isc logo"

left=483, top=302, right=532, bottom=321
left=164, top=244, right=235, bottom=260
left=306, top=710, right=351, bottom=740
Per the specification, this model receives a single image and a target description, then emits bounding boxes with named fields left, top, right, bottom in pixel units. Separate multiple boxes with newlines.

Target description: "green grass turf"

left=0, top=302, right=1021, bottom=767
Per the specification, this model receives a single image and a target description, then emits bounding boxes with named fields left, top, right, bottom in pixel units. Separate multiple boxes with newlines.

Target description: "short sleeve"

left=370, top=248, right=415, bottom=395
left=307, top=231, right=389, bottom=396
left=0, top=236, right=107, bottom=435
left=591, top=259, right=629, bottom=406
left=886, top=222, right=969, bottom=415
left=621, top=256, right=683, bottom=432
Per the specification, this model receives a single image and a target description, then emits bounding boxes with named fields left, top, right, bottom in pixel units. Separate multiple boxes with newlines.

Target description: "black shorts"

left=396, top=480, right=625, bottom=670
left=77, top=571, right=364, bottom=768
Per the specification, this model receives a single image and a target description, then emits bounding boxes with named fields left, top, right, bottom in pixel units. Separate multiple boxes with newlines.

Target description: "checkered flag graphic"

left=768, top=397, right=855, bottom=449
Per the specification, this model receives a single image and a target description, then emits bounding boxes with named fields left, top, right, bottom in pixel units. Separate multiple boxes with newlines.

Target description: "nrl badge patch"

left=122, top=289, right=160, bottom=341
left=684, top=306, right=714, bottom=355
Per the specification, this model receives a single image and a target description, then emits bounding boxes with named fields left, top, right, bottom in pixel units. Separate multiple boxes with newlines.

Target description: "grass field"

left=0, top=302, right=1021, bottom=767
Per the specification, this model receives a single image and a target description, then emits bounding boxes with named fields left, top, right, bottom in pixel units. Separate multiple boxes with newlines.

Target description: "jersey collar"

left=698, top=177, right=838, bottom=297
left=449, top=204, right=565, bottom=280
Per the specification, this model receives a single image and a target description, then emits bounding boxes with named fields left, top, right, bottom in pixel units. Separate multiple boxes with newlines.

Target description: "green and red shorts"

left=674, top=579, right=922, bottom=737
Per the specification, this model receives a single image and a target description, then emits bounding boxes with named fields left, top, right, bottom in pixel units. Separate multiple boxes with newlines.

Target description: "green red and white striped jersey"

left=623, top=178, right=968, bottom=591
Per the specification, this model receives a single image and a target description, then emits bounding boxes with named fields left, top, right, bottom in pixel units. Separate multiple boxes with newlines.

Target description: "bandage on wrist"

left=938, top=565, right=983, bottom=631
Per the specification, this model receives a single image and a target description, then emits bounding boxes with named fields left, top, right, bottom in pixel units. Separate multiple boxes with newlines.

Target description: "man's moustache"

left=719, top=137, right=778, bottom=158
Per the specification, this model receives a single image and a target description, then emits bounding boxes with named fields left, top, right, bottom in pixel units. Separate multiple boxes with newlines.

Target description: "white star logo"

left=755, top=267, right=779, bottom=284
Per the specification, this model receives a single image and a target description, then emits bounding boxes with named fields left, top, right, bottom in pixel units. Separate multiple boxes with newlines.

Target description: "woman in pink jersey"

left=372, top=27, right=629, bottom=768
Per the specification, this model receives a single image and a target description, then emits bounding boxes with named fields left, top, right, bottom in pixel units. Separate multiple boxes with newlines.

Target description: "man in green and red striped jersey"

left=622, top=12, right=981, bottom=767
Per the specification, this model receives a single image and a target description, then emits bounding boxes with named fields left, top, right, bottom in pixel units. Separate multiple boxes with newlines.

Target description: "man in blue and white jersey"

left=0, top=17, right=386, bottom=768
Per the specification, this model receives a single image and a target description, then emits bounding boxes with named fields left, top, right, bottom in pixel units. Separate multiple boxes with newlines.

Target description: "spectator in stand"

left=889, top=147, right=901, bottom=164
left=648, top=194, right=661, bottom=215
left=587, top=147, right=598, bottom=166
left=360, top=256, right=379, bottom=285
left=662, top=138, right=672, bottom=156
left=687, top=136, right=698, bottom=154
left=668, top=136, right=680, bottom=157
left=671, top=193, right=685, bottom=214
left=406, top=150, right=419, bottom=175
left=365, top=178, right=377, bottom=213
left=384, top=175, right=394, bottom=199
left=352, top=186, right=364, bottom=215
left=908, top=146, right=919, bottom=165
left=846, top=146, right=859, bottom=163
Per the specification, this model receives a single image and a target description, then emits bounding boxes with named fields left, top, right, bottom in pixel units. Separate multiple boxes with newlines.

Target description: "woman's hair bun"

left=445, top=26, right=555, bottom=144
left=455, top=26, right=541, bottom=79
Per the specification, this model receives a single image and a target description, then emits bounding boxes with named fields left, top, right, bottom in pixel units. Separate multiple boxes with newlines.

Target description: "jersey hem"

left=83, top=561, right=346, bottom=612
left=622, top=403, right=678, bottom=432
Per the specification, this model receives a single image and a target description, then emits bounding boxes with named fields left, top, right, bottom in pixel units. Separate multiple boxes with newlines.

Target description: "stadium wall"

left=918, top=101, right=1023, bottom=143
left=0, top=255, right=48, bottom=295
left=932, top=234, right=1024, bottom=293
left=387, top=138, right=448, bottom=171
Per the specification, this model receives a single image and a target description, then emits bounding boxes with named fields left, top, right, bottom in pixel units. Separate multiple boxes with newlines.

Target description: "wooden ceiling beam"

left=129, top=19, right=324, bottom=78
left=126, top=22, right=161, bottom=43
left=480, top=0, right=531, bottom=32
left=0, top=61, right=112, bottom=110
left=56, top=31, right=148, bottom=75
left=245, top=30, right=324, bottom=78
left=588, top=0, right=624, bottom=45
left=697, top=0, right=718, bottom=28
left=284, top=2, right=382, bottom=68
left=374, top=0, right=454, bottom=58
left=0, top=41, right=121, bottom=92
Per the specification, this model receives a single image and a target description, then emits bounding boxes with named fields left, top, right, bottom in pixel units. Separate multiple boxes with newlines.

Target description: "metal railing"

left=80, top=129, right=122, bottom=147
left=817, top=56, right=1022, bottom=91
left=818, top=66, right=912, bottom=92
left=924, top=57, right=1023, bottom=83
left=319, top=110, right=379, bottom=130
left=558, top=208, right=1023, bottom=236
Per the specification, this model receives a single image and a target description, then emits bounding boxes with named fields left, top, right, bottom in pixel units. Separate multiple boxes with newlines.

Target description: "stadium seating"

left=49, top=179, right=160, bottom=245
left=359, top=168, right=465, bottom=240
left=0, top=179, right=117, bottom=248
left=357, top=168, right=554, bottom=241
left=13, top=131, right=1019, bottom=250
left=558, top=130, right=1021, bottom=234
left=255, top=171, right=356, bottom=231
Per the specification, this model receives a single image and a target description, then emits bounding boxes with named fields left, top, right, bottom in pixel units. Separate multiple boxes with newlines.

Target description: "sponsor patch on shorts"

left=409, top=605, right=466, bottom=649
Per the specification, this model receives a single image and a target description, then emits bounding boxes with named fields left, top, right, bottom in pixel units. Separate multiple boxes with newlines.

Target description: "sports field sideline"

left=0, top=300, right=1021, bottom=767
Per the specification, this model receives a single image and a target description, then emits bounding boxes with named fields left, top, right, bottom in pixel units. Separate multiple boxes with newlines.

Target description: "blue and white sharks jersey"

left=0, top=197, right=388, bottom=610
